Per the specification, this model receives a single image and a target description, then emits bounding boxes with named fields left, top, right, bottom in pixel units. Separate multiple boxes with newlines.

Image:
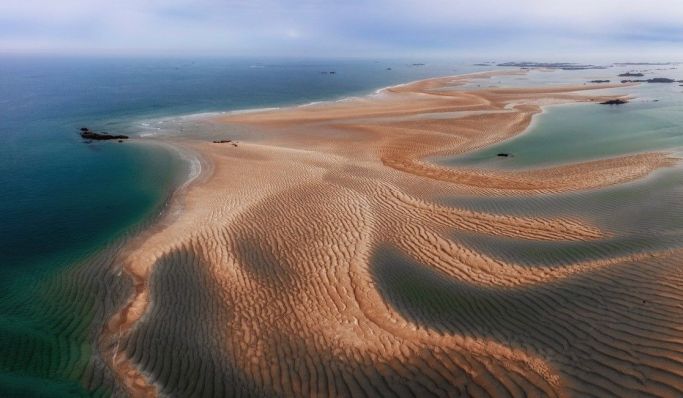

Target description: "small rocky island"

left=645, top=78, right=676, bottom=83
left=589, top=80, right=611, bottom=83
left=600, top=99, right=628, bottom=105
left=621, top=77, right=677, bottom=84
left=618, top=72, right=644, bottom=77
left=80, top=127, right=128, bottom=141
left=213, top=139, right=238, bottom=147
left=497, top=62, right=606, bottom=70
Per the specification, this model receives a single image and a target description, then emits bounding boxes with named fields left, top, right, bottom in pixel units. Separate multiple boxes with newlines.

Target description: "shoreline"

left=131, top=69, right=519, bottom=139
left=103, top=70, right=680, bottom=396
left=99, top=139, right=211, bottom=397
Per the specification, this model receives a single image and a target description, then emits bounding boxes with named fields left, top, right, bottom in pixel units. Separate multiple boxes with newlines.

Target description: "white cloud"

left=1, top=0, right=682, bottom=57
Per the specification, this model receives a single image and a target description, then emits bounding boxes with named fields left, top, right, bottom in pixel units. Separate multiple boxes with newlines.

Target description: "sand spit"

left=102, top=71, right=683, bottom=397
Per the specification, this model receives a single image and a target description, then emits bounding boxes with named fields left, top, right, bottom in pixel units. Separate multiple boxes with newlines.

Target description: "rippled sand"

left=103, top=71, right=682, bottom=397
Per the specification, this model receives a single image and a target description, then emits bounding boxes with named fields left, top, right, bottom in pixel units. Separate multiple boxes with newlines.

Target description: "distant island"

left=614, top=62, right=680, bottom=66
left=498, top=62, right=607, bottom=70
left=621, top=77, right=679, bottom=84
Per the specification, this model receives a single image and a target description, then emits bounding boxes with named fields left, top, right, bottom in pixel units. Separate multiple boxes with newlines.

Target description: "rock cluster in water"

left=213, top=139, right=238, bottom=147
left=621, top=77, right=677, bottom=84
left=80, top=127, right=128, bottom=141
left=497, top=62, right=606, bottom=70
left=600, top=99, right=628, bottom=105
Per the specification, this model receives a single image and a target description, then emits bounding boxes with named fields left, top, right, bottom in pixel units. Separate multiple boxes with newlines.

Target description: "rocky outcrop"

left=213, top=139, right=238, bottom=147
left=647, top=78, right=676, bottom=83
left=600, top=99, right=628, bottom=105
left=497, top=62, right=606, bottom=70
left=80, top=128, right=128, bottom=141
left=621, top=78, right=676, bottom=84
left=618, top=72, right=644, bottom=77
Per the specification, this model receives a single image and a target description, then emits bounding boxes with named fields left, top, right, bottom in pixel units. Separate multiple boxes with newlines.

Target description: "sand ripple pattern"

left=103, top=72, right=682, bottom=397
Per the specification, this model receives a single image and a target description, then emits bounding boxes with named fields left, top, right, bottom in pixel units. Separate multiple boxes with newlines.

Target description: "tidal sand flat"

left=97, top=70, right=683, bottom=397
left=0, top=58, right=470, bottom=396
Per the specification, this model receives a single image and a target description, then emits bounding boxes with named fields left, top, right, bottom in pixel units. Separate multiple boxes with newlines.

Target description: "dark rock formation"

left=614, top=62, right=676, bottom=66
left=497, top=153, right=510, bottom=157
left=600, top=99, right=628, bottom=105
left=621, top=78, right=676, bottom=84
left=618, top=72, right=644, bottom=77
left=497, top=62, right=606, bottom=70
left=79, top=128, right=129, bottom=141
left=647, top=78, right=676, bottom=83
left=590, top=80, right=611, bottom=83
left=213, top=139, right=238, bottom=147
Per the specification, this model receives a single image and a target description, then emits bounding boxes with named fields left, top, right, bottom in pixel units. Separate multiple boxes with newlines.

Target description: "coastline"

left=103, top=70, right=681, bottom=396
left=98, top=139, right=211, bottom=397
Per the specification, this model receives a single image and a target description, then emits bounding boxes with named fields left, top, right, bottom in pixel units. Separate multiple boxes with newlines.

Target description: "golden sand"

left=102, top=71, right=681, bottom=397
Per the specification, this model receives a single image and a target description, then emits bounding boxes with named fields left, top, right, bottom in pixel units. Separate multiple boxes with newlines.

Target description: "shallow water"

left=444, top=67, right=683, bottom=169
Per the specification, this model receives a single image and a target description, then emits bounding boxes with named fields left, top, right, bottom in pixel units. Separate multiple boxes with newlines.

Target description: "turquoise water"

left=444, top=67, right=683, bottom=169
left=444, top=102, right=683, bottom=169
left=0, top=56, right=487, bottom=395
left=440, top=102, right=683, bottom=169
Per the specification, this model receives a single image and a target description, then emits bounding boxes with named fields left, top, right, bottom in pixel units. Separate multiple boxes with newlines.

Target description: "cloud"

left=1, top=0, right=682, bottom=58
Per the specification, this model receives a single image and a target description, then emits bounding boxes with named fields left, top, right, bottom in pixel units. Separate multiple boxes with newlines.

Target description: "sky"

left=1, top=0, right=683, bottom=60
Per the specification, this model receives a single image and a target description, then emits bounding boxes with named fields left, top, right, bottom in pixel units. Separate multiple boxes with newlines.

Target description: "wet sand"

left=103, top=71, right=683, bottom=397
